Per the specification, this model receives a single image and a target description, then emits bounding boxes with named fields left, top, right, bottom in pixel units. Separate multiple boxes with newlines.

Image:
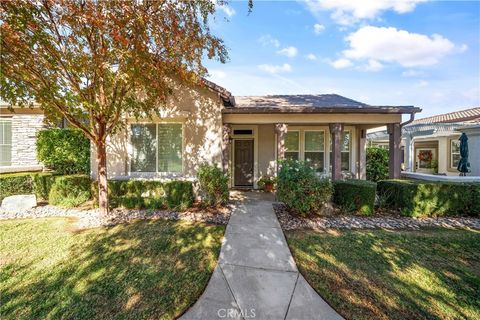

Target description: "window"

left=131, top=123, right=182, bottom=173
left=0, top=118, right=12, bottom=166
left=330, top=130, right=351, bottom=171
left=304, top=131, right=325, bottom=172
left=157, top=124, right=182, bottom=172
left=284, top=131, right=299, bottom=160
left=451, top=140, right=461, bottom=169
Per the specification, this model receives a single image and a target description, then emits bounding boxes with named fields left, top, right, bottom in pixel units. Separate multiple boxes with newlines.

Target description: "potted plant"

left=257, top=176, right=276, bottom=192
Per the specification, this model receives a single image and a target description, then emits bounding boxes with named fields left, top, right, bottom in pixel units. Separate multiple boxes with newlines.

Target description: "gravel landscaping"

left=0, top=203, right=231, bottom=229
left=273, top=202, right=480, bottom=230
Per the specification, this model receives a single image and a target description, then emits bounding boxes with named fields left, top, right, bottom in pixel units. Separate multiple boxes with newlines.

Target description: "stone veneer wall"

left=10, top=114, right=45, bottom=166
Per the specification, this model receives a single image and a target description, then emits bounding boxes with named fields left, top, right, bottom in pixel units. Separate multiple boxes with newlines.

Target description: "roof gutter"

left=400, top=111, right=418, bottom=128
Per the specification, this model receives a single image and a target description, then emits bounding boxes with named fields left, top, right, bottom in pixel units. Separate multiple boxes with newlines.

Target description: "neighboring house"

left=368, top=107, right=480, bottom=176
left=92, top=80, right=420, bottom=188
left=0, top=103, right=45, bottom=174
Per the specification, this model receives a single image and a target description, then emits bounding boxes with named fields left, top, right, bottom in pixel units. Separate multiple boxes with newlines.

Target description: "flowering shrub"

left=276, top=159, right=332, bottom=216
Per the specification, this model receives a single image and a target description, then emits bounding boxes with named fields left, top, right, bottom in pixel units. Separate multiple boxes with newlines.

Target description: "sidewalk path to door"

left=180, top=191, right=344, bottom=320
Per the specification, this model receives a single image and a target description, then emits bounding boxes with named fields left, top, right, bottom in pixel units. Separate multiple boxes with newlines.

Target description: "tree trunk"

left=96, top=140, right=109, bottom=216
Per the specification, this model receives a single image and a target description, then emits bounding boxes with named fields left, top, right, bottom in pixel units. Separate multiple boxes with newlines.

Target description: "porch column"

left=275, top=123, right=288, bottom=172
left=222, top=124, right=231, bottom=173
left=330, top=123, right=344, bottom=181
left=388, top=123, right=402, bottom=179
left=357, top=128, right=367, bottom=179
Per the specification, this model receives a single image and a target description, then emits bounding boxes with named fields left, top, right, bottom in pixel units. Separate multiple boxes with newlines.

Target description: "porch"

left=222, top=118, right=404, bottom=189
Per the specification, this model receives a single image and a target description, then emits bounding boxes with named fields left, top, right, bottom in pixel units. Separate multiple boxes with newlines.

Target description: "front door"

left=234, top=139, right=254, bottom=187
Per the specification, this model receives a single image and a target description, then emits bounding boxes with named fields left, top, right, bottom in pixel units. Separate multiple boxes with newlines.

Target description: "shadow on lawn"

left=1, top=219, right=223, bottom=320
left=288, top=229, right=480, bottom=320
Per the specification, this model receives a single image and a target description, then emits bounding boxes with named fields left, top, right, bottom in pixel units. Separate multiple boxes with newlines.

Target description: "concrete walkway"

left=180, top=192, right=343, bottom=320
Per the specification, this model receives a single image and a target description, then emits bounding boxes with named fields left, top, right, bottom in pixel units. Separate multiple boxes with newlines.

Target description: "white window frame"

left=303, top=130, right=326, bottom=172
left=284, top=130, right=300, bottom=160
left=450, top=139, right=461, bottom=169
left=128, top=121, right=184, bottom=176
left=0, top=118, right=12, bottom=167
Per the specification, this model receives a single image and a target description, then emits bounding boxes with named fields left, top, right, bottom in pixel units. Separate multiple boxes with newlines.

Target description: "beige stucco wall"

left=91, top=84, right=225, bottom=180
left=257, top=124, right=276, bottom=177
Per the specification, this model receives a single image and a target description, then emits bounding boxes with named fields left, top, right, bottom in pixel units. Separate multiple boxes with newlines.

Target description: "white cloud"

left=258, top=63, right=292, bottom=74
left=306, top=53, right=317, bottom=60
left=305, top=0, right=427, bottom=25
left=417, top=80, right=429, bottom=87
left=217, top=3, right=236, bottom=17
left=343, top=26, right=456, bottom=67
left=209, top=69, right=227, bottom=79
left=258, top=34, right=280, bottom=48
left=277, top=46, right=298, bottom=58
left=313, top=23, right=325, bottom=34
left=330, top=58, right=353, bottom=69
left=402, top=69, right=425, bottom=77
left=360, top=59, right=383, bottom=71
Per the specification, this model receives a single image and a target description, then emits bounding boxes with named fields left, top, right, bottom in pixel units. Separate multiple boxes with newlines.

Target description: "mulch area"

left=273, top=202, right=480, bottom=231
left=0, top=202, right=232, bottom=229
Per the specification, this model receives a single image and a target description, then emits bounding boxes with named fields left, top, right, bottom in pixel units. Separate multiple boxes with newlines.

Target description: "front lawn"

left=286, top=229, right=480, bottom=320
left=0, top=218, right=224, bottom=319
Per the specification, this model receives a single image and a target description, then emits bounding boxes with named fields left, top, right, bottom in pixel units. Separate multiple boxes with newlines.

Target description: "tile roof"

left=225, top=94, right=419, bottom=114
left=411, top=107, right=480, bottom=124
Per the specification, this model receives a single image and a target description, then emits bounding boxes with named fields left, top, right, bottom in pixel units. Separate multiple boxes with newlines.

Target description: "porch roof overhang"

left=222, top=105, right=421, bottom=114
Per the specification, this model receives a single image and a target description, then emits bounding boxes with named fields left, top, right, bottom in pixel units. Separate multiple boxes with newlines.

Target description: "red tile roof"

left=411, top=107, right=480, bottom=124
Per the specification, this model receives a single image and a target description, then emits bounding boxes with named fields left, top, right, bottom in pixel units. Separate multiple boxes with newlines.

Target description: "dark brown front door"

left=234, top=139, right=254, bottom=187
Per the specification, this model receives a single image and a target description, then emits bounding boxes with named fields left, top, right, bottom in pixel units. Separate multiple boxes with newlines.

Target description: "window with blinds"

left=304, top=131, right=325, bottom=172
left=0, top=118, right=12, bottom=166
left=130, top=123, right=182, bottom=173
left=285, top=131, right=300, bottom=160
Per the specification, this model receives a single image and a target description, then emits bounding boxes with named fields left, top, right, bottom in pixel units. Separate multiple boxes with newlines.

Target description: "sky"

left=205, top=0, right=480, bottom=118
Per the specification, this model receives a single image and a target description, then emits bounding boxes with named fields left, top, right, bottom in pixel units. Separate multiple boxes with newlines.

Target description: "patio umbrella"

left=457, top=133, right=471, bottom=176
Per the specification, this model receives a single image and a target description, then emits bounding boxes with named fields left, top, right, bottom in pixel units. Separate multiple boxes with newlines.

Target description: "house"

left=91, top=80, right=420, bottom=188
left=0, top=102, right=45, bottom=174
left=368, top=107, right=480, bottom=176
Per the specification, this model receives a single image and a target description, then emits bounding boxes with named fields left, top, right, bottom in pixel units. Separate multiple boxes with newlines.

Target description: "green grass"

left=0, top=218, right=224, bottom=320
left=286, top=229, right=480, bottom=320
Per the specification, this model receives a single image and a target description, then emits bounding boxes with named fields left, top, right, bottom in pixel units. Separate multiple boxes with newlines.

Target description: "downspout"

left=400, top=112, right=417, bottom=172
left=400, top=112, right=416, bottom=128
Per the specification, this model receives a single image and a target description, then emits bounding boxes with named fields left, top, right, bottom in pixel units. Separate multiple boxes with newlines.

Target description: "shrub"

left=37, top=128, right=90, bottom=175
left=366, top=147, right=389, bottom=182
left=0, top=172, right=57, bottom=202
left=197, top=164, right=229, bottom=206
left=333, top=179, right=376, bottom=215
left=48, top=175, right=92, bottom=208
left=377, top=179, right=480, bottom=217
left=277, top=160, right=333, bottom=216
left=105, top=180, right=194, bottom=210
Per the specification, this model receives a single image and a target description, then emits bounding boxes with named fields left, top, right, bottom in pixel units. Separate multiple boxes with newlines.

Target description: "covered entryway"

left=234, top=139, right=254, bottom=187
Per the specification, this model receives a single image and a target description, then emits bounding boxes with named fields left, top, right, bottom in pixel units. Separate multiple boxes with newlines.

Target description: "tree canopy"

left=0, top=0, right=231, bottom=214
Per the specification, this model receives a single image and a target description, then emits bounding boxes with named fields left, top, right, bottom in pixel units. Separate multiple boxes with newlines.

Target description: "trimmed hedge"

left=377, top=179, right=480, bottom=217
left=366, top=147, right=389, bottom=182
left=49, top=175, right=93, bottom=208
left=0, top=172, right=57, bottom=202
left=333, top=179, right=377, bottom=215
left=277, top=160, right=333, bottom=216
left=106, top=180, right=194, bottom=210
left=37, top=128, right=90, bottom=174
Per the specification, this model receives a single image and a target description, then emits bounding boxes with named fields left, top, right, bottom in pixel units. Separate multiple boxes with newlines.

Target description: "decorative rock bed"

left=273, top=203, right=480, bottom=231
left=0, top=204, right=231, bottom=229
